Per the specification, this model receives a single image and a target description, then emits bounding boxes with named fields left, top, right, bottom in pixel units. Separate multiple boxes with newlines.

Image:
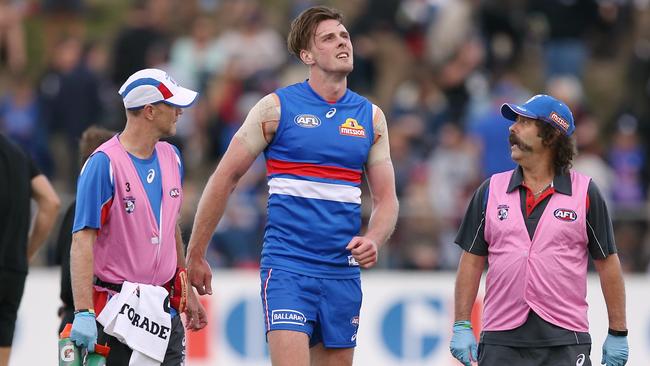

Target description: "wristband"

left=608, top=328, right=628, bottom=337
left=454, top=320, right=472, bottom=329
left=74, top=309, right=95, bottom=315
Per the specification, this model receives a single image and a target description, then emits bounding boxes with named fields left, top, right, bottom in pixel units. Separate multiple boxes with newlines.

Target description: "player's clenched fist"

left=346, top=236, right=379, bottom=268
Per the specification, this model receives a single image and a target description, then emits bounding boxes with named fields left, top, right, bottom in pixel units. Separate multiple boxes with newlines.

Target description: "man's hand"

left=187, top=254, right=213, bottom=295
left=346, top=236, right=378, bottom=268
left=450, top=320, right=478, bottom=366
left=184, top=289, right=208, bottom=331
left=70, top=310, right=97, bottom=352
left=601, top=334, right=628, bottom=365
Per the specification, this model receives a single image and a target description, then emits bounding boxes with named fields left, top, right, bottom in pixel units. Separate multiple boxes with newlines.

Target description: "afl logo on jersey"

left=294, top=114, right=321, bottom=128
left=339, top=118, right=366, bottom=138
left=554, top=208, right=577, bottom=221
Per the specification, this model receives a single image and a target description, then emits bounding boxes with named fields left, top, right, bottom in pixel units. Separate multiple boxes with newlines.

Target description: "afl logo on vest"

left=169, top=187, right=180, bottom=198
left=554, top=208, right=577, bottom=222
left=294, top=114, right=321, bottom=128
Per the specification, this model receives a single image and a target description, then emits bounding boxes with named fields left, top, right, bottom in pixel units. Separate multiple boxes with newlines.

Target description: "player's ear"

left=300, top=49, right=314, bottom=65
left=143, top=104, right=156, bottom=121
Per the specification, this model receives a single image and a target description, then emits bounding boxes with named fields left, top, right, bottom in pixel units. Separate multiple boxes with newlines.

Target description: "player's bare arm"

left=186, top=93, right=279, bottom=294
left=27, top=174, right=60, bottom=261
left=454, top=251, right=485, bottom=321
left=346, top=106, right=398, bottom=268
left=593, top=253, right=627, bottom=332
left=70, top=228, right=97, bottom=310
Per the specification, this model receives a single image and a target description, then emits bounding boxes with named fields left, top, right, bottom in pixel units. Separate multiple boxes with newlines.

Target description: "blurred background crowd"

left=1, top=0, right=649, bottom=273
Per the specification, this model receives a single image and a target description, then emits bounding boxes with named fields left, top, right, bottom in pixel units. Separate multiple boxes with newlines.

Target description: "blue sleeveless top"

left=262, top=81, right=373, bottom=279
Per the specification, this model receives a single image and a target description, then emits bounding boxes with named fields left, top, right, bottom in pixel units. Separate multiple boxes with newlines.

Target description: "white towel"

left=97, top=281, right=171, bottom=364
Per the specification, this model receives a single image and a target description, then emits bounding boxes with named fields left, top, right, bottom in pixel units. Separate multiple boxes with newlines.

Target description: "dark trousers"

left=97, top=314, right=185, bottom=365
left=0, top=271, right=26, bottom=346
left=478, top=343, right=592, bottom=366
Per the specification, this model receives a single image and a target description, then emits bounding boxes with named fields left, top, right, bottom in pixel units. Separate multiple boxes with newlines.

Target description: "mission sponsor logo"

left=294, top=114, right=321, bottom=128
left=554, top=208, right=577, bottom=222
left=549, top=112, right=569, bottom=133
left=169, top=187, right=180, bottom=198
left=271, top=309, right=306, bottom=326
left=339, top=118, right=366, bottom=137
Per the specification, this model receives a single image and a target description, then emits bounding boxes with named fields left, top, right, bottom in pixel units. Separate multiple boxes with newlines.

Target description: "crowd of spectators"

left=1, top=0, right=649, bottom=272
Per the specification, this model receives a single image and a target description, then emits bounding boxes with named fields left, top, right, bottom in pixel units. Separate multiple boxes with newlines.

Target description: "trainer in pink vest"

left=92, top=135, right=183, bottom=287
left=483, top=169, right=590, bottom=332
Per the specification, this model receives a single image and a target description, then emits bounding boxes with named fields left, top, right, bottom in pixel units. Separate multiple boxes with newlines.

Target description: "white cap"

left=118, top=68, right=198, bottom=110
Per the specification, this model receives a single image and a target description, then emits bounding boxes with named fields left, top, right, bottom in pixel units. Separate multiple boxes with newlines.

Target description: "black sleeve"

left=586, top=180, right=617, bottom=259
left=27, top=154, right=41, bottom=180
left=454, top=178, right=491, bottom=256
left=57, top=202, right=76, bottom=307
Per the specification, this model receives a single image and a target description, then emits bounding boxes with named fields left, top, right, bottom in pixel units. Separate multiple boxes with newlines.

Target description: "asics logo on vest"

left=576, top=353, right=585, bottom=366
left=294, top=114, right=321, bottom=128
left=339, top=118, right=366, bottom=137
left=326, top=108, right=337, bottom=118
left=554, top=208, right=577, bottom=222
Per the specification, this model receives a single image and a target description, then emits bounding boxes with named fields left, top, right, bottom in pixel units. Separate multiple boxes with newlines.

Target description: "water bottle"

left=59, top=323, right=110, bottom=365
left=84, top=344, right=110, bottom=366
left=59, top=323, right=81, bottom=366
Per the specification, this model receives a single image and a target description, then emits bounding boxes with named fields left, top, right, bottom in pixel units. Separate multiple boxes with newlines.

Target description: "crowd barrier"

left=11, top=269, right=650, bottom=365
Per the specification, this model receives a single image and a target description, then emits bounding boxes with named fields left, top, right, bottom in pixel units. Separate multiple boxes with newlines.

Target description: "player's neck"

left=308, top=71, right=347, bottom=102
left=120, top=122, right=158, bottom=159
left=520, top=160, right=555, bottom=187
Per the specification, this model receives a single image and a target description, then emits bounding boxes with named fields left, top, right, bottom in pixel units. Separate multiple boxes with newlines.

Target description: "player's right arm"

left=69, top=152, right=113, bottom=352
left=453, top=180, right=490, bottom=320
left=70, top=152, right=113, bottom=310
left=450, top=182, right=489, bottom=365
left=186, top=93, right=279, bottom=295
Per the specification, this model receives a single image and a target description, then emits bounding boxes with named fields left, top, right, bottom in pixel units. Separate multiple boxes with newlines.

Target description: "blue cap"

left=500, top=94, right=575, bottom=136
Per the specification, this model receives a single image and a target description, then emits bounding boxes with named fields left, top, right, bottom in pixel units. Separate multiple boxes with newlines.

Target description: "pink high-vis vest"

left=93, top=136, right=182, bottom=286
left=483, top=169, right=590, bottom=332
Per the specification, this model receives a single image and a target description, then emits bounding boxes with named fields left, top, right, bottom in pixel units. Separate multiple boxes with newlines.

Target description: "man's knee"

left=268, top=330, right=310, bottom=366
left=309, top=343, right=354, bottom=366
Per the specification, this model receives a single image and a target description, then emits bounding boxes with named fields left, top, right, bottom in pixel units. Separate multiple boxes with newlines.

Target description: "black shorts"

left=478, top=343, right=592, bottom=366
left=0, top=270, right=27, bottom=346
left=97, top=314, right=185, bottom=365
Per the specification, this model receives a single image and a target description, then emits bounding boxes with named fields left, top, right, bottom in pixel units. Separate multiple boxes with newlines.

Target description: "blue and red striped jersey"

left=262, top=81, right=373, bottom=279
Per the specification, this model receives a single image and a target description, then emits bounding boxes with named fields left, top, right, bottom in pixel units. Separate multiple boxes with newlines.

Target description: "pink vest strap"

left=483, top=169, right=590, bottom=332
